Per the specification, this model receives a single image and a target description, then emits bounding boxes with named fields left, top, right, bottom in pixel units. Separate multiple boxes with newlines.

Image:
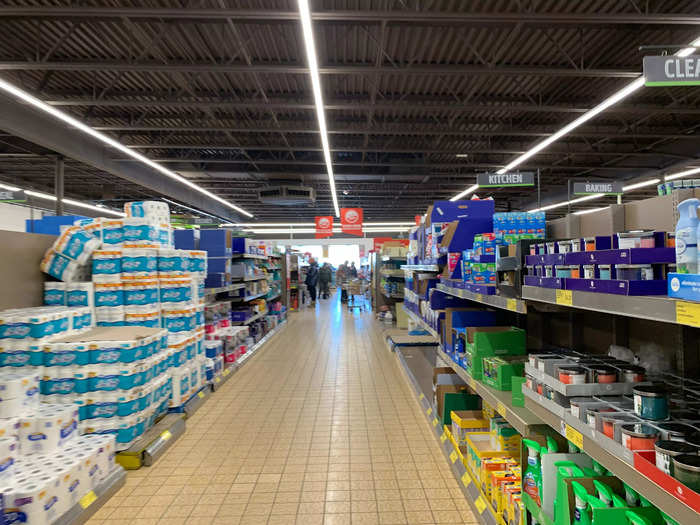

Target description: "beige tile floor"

left=87, top=295, right=478, bottom=525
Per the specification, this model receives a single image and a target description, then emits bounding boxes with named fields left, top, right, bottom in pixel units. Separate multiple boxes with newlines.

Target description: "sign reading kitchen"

left=476, top=172, right=535, bottom=187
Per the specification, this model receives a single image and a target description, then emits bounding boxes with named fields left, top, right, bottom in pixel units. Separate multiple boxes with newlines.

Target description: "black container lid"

left=657, top=422, right=697, bottom=437
left=685, top=433, right=700, bottom=448
left=654, top=440, right=698, bottom=455
left=672, top=454, right=700, bottom=472
left=590, top=364, right=618, bottom=374
left=633, top=384, right=668, bottom=397
left=620, top=423, right=659, bottom=438
left=619, top=365, right=646, bottom=374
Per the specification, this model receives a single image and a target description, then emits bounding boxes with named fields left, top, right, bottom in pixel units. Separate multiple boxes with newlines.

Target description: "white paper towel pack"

left=0, top=371, right=40, bottom=418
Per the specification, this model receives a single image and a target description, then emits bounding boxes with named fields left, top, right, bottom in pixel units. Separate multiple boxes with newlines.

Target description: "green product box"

left=441, top=392, right=481, bottom=427
left=555, top=476, right=662, bottom=525
left=464, top=327, right=526, bottom=380
left=511, top=377, right=526, bottom=407
left=481, top=355, right=528, bottom=391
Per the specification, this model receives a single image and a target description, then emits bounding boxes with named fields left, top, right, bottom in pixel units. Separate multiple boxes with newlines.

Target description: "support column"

left=54, top=156, right=64, bottom=216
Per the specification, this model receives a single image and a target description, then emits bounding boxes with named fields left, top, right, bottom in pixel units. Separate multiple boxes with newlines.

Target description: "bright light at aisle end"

left=0, top=77, right=252, bottom=218
left=24, top=189, right=125, bottom=216
left=297, top=0, right=340, bottom=217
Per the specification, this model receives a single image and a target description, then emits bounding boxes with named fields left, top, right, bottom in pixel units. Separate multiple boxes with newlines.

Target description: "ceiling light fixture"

left=665, top=166, right=700, bottom=182
left=450, top=184, right=479, bottom=202
left=0, top=77, right=252, bottom=218
left=24, top=189, right=125, bottom=216
left=451, top=34, right=700, bottom=201
left=622, top=178, right=661, bottom=191
left=574, top=206, right=610, bottom=216
left=244, top=226, right=410, bottom=234
left=455, top=154, right=469, bottom=158
left=297, top=0, right=340, bottom=217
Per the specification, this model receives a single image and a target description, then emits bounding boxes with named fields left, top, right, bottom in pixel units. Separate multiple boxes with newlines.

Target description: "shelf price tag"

left=215, top=377, right=221, bottom=383
left=419, top=393, right=425, bottom=400
left=440, top=432, right=448, bottom=443
left=555, top=289, right=573, bottom=306
left=564, top=424, right=584, bottom=450
left=496, top=402, right=507, bottom=418
left=507, top=299, right=517, bottom=312
left=475, top=293, right=483, bottom=303
left=79, top=490, right=97, bottom=509
left=197, top=391, right=205, bottom=399
left=160, top=430, right=172, bottom=441
left=676, top=300, right=700, bottom=327
left=449, top=450, right=458, bottom=463
left=461, top=471, right=471, bottom=486
left=426, top=407, right=432, bottom=416
left=474, top=496, right=487, bottom=514
left=223, top=369, right=231, bottom=376
left=432, top=418, right=439, bottom=427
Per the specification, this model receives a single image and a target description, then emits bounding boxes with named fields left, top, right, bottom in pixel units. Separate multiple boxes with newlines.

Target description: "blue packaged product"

left=44, top=283, right=66, bottom=306
left=122, top=218, right=155, bottom=244
left=121, top=248, right=157, bottom=276
left=94, top=283, right=124, bottom=307
left=159, top=278, right=192, bottom=304
left=66, top=283, right=92, bottom=307
left=101, top=219, right=124, bottom=246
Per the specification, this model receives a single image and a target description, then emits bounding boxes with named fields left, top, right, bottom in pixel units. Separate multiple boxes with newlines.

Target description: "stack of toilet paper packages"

left=0, top=307, right=94, bottom=362
left=38, top=326, right=174, bottom=448
left=39, top=225, right=100, bottom=283
left=0, top=432, right=116, bottom=525
left=90, top=247, right=206, bottom=327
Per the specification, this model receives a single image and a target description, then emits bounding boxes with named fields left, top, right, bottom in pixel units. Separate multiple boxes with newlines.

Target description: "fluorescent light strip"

left=665, top=167, right=700, bottom=182
left=622, top=178, right=660, bottom=191
left=0, top=78, right=252, bottom=218
left=450, top=184, right=479, bottom=202
left=297, top=0, right=340, bottom=217
left=451, top=34, right=700, bottom=200
left=24, top=190, right=125, bottom=216
left=245, top=226, right=410, bottom=234
left=574, top=206, right=610, bottom=216
left=0, top=182, right=21, bottom=192
left=221, top=221, right=415, bottom=227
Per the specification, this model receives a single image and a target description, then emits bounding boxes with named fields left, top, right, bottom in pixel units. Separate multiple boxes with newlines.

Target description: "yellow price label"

left=555, top=289, right=573, bottom=306
left=507, top=298, right=517, bottom=312
left=475, top=293, right=483, bottom=302
left=676, top=300, right=700, bottom=327
left=565, top=424, right=584, bottom=451
left=496, top=401, right=507, bottom=418
left=426, top=407, right=432, bottom=416
left=79, top=490, right=97, bottom=509
left=197, top=391, right=205, bottom=399
left=461, top=471, right=471, bottom=486
left=160, top=430, right=172, bottom=441
left=432, top=418, right=438, bottom=427
left=215, top=377, right=221, bottom=383
left=449, top=450, right=458, bottom=463
left=440, top=432, right=447, bottom=443
left=474, top=496, right=487, bottom=514
left=419, top=393, right=425, bottom=400
left=223, top=369, right=230, bottom=376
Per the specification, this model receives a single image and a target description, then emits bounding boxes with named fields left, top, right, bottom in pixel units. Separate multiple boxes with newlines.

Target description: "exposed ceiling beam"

left=0, top=91, right=240, bottom=221
left=42, top=98, right=700, bottom=115
left=92, top=124, right=699, bottom=140
left=1, top=8, right=699, bottom=25
left=0, top=62, right=640, bottom=78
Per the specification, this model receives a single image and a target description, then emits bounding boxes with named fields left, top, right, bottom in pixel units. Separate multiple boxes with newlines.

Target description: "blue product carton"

left=174, top=229, right=198, bottom=250
left=207, top=257, right=231, bottom=274
left=200, top=230, right=232, bottom=257
left=204, top=273, right=231, bottom=288
left=668, top=273, right=700, bottom=301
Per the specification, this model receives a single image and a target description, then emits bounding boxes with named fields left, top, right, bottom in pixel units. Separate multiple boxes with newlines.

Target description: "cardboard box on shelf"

left=464, top=327, right=526, bottom=379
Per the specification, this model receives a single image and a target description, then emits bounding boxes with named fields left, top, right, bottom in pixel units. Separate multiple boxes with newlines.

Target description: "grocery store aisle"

left=88, top=295, right=476, bottom=525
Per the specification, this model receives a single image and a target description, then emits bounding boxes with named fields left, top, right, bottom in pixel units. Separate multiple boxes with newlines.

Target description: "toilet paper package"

left=91, top=250, right=122, bottom=282
left=94, top=306, right=125, bottom=327
left=5, top=476, right=63, bottom=525
left=124, top=306, right=160, bottom=328
left=70, top=307, right=94, bottom=333
left=100, top=219, right=124, bottom=248
left=161, top=306, right=196, bottom=333
left=169, top=367, right=191, bottom=407
left=93, top=282, right=124, bottom=309
left=19, top=404, right=78, bottom=455
left=43, top=283, right=66, bottom=306
left=121, top=246, right=158, bottom=278
left=0, top=371, right=39, bottom=418
left=157, top=249, right=188, bottom=275
left=0, top=436, right=17, bottom=481
left=122, top=217, right=156, bottom=245
left=40, top=248, right=90, bottom=283
left=0, top=417, right=20, bottom=438
left=124, top=200, right=170, bottom=224
left=52, top=226, right=100, bottom=266
left=188, top=251, right=207, bottom=278
left=0, top=340, right=43, bottom=369
left=74, top=217, right=103, bottom=242
left=123, top=279, right=159, bottom=306
left=66, top=282, right=94, bottom=308
left=159, top=277, right=192, bottom=304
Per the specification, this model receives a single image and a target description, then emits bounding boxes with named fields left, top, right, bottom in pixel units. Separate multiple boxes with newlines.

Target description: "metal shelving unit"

left=394, top=348, right=498, bottom=525
left=402, top=304, right=439, bottom=338
left=522, top=285, right=680, bottom=324
left=401, top=264, right=440, bottom=272
left=436, top=349, right=544, bottom=436
left=232, top=275, right=266, bottom=282
left=232, top=309, right=267, bottom=325
left=203, top=283, right=246, bottom=300
left=524, top=396, right=698, bottom=525
left=381, top=269, right=405, bottom=278
left=437, top=282, right=527, bottom=314
left=231, top=291, right=267, bottom=302
left=116, top=413, right=186, bottom=469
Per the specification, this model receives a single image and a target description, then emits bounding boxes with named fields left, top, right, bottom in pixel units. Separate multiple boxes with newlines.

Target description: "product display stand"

left=54, top=467, right=127, bottom=525
left=116, top=413, right=186, bottom=469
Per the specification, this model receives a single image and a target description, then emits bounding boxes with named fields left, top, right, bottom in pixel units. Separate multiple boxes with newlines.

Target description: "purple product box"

left=526, top=254, right=545, bottom=265
left=204, top=273, right=230, bottom=288
left=566, top=247, right=675, bottom=265
left=231, top=310, right=252, bottom=322
left=524, top=276, right=564, bottom=289
left=565, top=278, right=667, bottom=296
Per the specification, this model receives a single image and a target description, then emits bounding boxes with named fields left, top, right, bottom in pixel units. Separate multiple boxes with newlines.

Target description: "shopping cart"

left=345, top=279, right=369, bottom=311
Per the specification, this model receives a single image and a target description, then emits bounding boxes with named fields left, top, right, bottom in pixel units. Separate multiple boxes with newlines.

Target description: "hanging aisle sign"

left=477, top=172, right=535, bottom=187
left=0, top=189, right=26, bottom=203
left=643, top=55, right=700, bottom=86
left=314, top=216, right=334, bottom=238
left=572, top=181, right=623, bottom=195
left=340, top=208, right=363, bottom=236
